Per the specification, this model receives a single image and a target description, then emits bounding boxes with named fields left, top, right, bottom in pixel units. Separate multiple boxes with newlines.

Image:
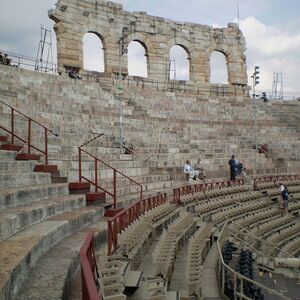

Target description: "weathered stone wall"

left=49, top=0, right=248, bottom=85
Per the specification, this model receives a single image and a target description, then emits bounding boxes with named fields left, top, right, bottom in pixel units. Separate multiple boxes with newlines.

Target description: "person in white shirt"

left=184, top=160, right=199, bottom=181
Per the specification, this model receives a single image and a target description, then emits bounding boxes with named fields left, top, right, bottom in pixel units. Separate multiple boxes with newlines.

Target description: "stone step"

left=15, top=222, right=107, bottom=300
left=0, top=194, right=86, bottom=241
left=0, top=183, right=70, bottom=210
left=0, top=150, right=16, bottom=160
left=0, top=206, right=104, bottom=300
left=0, top=172, right=52, bottom=188
left=0, top=160, right=36, bottom=173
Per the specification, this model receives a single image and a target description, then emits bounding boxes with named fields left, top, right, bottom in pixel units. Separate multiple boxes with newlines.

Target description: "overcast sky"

left=0, top=0, right=300, bottom=96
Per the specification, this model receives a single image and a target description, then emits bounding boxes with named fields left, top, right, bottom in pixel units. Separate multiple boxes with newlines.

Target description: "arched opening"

left=82, top=32, right=104, bottom=72
left=169, top=45, right=190, bottom=81
left=127, top=41, right=148, bottom=77
left=210, top=51, right=228, bottom=84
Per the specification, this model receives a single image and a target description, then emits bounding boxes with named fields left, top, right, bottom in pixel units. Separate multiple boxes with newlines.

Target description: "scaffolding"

left=35, top=26, right=55, bottom=73
left=271, top=72, right=283, bottom=100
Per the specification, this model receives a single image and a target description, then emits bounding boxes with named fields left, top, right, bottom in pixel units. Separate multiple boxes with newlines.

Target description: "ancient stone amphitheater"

left=0, top=1, right=299, bottom=300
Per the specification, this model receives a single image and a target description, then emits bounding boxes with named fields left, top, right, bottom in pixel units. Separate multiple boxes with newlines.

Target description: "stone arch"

left=82, top=31, right=106, bottom=72
left=169, top=44, right=191, bottom=81
left=209, top=49, right=228, bottom=84
left=166, top=37, right=193, bottom=81
left=127, top=40, right=149, bottom=77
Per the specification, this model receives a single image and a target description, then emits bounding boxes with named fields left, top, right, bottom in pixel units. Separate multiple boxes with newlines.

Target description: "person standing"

left=279, top=184, right=289, bottom=215
left=228, top=155, right=236, bottom=181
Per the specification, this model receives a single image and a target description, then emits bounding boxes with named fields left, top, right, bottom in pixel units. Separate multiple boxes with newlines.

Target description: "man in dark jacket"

left=228, top=155, right=236, bottom=181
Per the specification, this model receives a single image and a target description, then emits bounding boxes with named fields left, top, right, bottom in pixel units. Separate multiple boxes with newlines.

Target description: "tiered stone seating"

left=152, top=212, right=196, bottom=280
left=0, top=147, right=105, bottom=300
left=186, top=223, right=213, bottom=298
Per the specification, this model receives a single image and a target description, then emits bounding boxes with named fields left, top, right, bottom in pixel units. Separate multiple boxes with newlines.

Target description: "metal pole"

left=253, top=75, right=257, bottom=177
left=118, top=38, right=123, bottom=153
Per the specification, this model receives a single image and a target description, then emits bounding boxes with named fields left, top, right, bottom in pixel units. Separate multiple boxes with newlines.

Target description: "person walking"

left=228, top=155, right=236, bottom=181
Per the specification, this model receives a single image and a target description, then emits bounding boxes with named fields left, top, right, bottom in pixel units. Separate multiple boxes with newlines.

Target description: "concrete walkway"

left=202, top=242, right=223, bottom=300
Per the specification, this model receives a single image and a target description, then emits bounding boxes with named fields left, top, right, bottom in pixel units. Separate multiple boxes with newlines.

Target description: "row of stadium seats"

left=152, top=212, right=195, bottom=280
left=186, top=224, right=213, bottom=298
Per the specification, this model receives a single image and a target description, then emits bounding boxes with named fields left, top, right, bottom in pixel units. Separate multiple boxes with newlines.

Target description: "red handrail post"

left=27, top=119, right=31, bottom=154
left=79, top=147, right=82, bottom=182
left=11, top=108, right=14, bottom=144
left=95, top=158, right=98, bottom=193
left=44, top=128, right=48, bottom=165
left=113, top=169, right=117, bottom=209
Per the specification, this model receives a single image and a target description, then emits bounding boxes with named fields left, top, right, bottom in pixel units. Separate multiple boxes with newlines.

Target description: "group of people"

left=183, top=159, right=206, bottom=181
left=228, top=155, right=245, bottom=181
left=0, top=52, right=12, bottom=66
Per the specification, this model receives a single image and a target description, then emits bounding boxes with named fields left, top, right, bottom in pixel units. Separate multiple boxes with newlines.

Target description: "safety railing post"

left=95, top=158, right=98, bottom=193
left=44, top=128, right=48, bottom=165
left=27, top=119, right=31, bottom=154
left=11, top=108, right=14, bottom=144
left=79, top=148, right=82, bottom=182
left=113, top=169, right=117, bottom=209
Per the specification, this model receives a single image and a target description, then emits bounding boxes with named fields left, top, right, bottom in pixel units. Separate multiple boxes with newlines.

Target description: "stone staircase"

left=0, top=145, right=105, bottom=300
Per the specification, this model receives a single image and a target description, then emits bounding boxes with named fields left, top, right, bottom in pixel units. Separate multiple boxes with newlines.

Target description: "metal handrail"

left=107, top=193, right=167, bottom=255
left=217, top=220, right=292, bottom=300
left=0, top=99, right=58, bottom=164
left=173, top=179, right=244, bottom=204
left=80, top=230, right=101, bottom=300
left=78, top=146, right=143, bottom=209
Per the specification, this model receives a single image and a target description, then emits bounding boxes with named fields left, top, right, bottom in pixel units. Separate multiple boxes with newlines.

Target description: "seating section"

left=181, top=185, right=249, bottom=206
left=117, top=203, right=179, bottom=257
left=152, top=211, right=196, bottom=280
left=147, top=277, right=167, bottom=300
left=97, top=254, right=126, bottom=300
left=186, top=223, right=213, bottom=298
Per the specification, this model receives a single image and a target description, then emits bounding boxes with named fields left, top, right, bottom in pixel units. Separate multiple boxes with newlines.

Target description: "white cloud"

left=240, top=17, right=300, bottom=94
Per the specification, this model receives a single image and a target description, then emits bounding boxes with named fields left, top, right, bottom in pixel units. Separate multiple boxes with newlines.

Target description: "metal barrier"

left=107, top=193, right=167, bottom=255
left=217, top=220, right=293, bottom=299
left=80, top=230, right=101, bottom=300
left=254, top=174, right=299, bottom=190
left=78, top=134, right=143, bottom=209
left=0, top=99, right=58, bottom=164
left=173, top=179, right=244, bottom=205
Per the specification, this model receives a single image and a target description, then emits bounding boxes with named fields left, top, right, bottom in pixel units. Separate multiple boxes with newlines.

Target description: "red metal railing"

left=78, top=134, right=143, bottom=209
left=107, top=193, right=167, bottom=255
left=253, top=174, right=299, bottom=190
left=0, top=99, right=57, bottom=164
left=80, top=230, right=101, bottom=300
left=173, top=179, right=244, bottom=205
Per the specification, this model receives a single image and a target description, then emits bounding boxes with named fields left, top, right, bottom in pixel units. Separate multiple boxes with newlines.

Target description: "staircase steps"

left=0, top=183, right=70, bottom=210
left=0, top=194, right=86, bottom=241
left=0, top=172, right=51, bottom=188
left=0, top=206, right=104, bottom=300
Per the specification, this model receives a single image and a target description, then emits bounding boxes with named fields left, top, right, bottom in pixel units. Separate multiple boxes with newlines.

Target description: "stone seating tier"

left=1, top=65, right=299, bottom=184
